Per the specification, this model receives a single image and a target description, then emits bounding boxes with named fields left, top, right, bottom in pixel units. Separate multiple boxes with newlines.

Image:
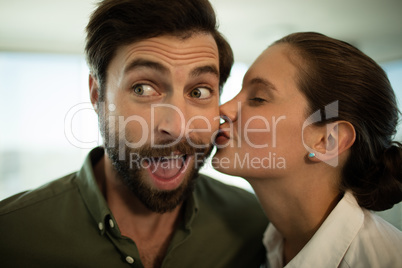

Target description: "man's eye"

left=132, top=84, right=157, bottom=96
left=190, top=87, right=211, bottom=99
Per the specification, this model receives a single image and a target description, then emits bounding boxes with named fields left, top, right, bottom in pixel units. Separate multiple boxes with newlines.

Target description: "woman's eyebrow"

left=249, top=77, right=277, bottom=91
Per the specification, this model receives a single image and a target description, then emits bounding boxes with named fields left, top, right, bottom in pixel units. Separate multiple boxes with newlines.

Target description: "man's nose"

left=153, top=98, right=191, bottom=141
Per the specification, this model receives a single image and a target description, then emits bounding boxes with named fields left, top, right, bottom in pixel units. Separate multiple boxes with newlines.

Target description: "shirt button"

left=109, top=219, right=115, bottom=228
left=98, top=222, right=104, bottom=231
left=126, top=256, right=135, bottom=264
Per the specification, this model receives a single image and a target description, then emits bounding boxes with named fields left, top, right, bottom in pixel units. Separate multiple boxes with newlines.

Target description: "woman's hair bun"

left=355, top=142, right=402, bottom=211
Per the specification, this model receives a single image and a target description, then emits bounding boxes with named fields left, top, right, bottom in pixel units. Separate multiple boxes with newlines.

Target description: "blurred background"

left=0, top=0, right=401, bottom=229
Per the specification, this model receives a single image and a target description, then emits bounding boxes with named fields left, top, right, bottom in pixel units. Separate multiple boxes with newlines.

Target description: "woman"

left=214, top=32, right=402, bottom=267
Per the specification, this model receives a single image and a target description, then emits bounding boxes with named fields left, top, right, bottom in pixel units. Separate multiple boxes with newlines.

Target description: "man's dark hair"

left=85, top=0, right=233, bottom=100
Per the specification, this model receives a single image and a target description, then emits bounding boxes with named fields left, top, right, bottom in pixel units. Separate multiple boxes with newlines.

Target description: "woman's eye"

left=250, top=97, right=266, bottom=103
left=190, top=87, right=211, bottom=99
left=132, top=84, right=157, bottom=96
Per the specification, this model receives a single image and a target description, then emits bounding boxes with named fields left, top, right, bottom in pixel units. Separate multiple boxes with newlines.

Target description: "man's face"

left=97, top=33, right=220, bottom=213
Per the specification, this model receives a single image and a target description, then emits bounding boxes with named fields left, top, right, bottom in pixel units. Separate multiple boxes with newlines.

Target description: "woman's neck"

left=248, top=171, right=341, bottom=264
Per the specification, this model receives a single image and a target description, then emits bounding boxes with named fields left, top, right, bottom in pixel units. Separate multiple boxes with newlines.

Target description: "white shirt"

left=263, top=191, right=402, bottom=268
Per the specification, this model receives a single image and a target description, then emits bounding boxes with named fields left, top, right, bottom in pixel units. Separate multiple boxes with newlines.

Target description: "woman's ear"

left=309, top=121, right=355, bottom=166
left=89, top=74, right=99, bottom=113
left=332, top=121, right=356, bottom=155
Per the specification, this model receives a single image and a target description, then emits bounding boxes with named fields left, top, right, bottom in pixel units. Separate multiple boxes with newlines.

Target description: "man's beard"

left=100, top=113, right=213, bottom=213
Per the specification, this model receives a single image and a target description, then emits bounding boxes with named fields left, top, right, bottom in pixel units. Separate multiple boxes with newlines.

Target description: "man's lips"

left=145, top=154, right=192, bottom=191
left=144, top=151, right=189, bottom=177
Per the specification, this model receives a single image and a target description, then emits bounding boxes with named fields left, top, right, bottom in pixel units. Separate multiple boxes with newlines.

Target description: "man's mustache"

left=131, top=139, right=211, bottom=159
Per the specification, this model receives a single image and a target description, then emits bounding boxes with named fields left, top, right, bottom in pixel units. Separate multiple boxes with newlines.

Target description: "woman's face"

left=213, top=44, right=311, bottom=179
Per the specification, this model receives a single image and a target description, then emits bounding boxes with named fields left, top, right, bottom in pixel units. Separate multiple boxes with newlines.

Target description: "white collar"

left=263, top=191, right=364, bottom=268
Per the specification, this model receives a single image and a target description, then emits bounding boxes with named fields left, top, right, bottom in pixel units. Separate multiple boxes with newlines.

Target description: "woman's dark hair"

left=85, top=0, right=233, bottom=99
left=274, top=32, right=402, bottom=211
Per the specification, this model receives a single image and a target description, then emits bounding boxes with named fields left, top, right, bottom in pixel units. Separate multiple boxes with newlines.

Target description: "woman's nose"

left=219, top=99, right=239, bottom=124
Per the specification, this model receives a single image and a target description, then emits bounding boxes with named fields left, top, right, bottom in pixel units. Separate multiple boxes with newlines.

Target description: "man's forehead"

left=106, top=34, right=219, bottom=79
left=121, top=34, right=218, bottom=64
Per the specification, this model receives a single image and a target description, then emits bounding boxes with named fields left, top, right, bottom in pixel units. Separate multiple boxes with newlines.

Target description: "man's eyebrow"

left=124, top=59, right=169, bottom=74
left=190, top=65, right=219, bottom=79
left=249, top=77, right=276, bottom=91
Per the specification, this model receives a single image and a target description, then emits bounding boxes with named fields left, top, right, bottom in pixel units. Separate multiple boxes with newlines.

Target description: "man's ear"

left=89, top=74, right=99, bottom=113
left=309, top=121, right=356, bottom=164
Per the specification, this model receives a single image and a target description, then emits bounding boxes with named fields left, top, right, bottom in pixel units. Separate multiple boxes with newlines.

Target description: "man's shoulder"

left=0, top=172, right=78, bottom=216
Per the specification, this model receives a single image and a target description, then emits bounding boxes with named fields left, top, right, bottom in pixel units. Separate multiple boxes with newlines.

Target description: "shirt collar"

left=75, top=147, right=199, bottom=234
left=263, top=191, right=364, bottom=268
left=75, top=147, right=111, bottom=235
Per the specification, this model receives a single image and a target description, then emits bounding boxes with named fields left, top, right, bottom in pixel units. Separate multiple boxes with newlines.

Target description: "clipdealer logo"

left=64, top=101, right=339, bottom=168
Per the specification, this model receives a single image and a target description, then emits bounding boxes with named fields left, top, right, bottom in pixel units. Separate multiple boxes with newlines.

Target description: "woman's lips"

left=215, top=129, right=230, bottom=145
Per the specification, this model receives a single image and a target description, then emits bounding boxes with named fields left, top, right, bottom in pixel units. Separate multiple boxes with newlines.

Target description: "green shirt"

left=0, top=147, right=267, bottom=267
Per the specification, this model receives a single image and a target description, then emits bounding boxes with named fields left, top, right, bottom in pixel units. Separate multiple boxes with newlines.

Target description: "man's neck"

left=93, top=155, right=183, bottom=268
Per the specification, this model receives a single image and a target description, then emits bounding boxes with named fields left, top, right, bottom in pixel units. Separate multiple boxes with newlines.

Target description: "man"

left=0, top=0, right=267, bottom=267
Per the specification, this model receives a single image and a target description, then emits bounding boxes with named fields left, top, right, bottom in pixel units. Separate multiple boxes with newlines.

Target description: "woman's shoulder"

left=360, top=209, right=402, bottom=244
left=343, top=209, right=402, bottom=267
